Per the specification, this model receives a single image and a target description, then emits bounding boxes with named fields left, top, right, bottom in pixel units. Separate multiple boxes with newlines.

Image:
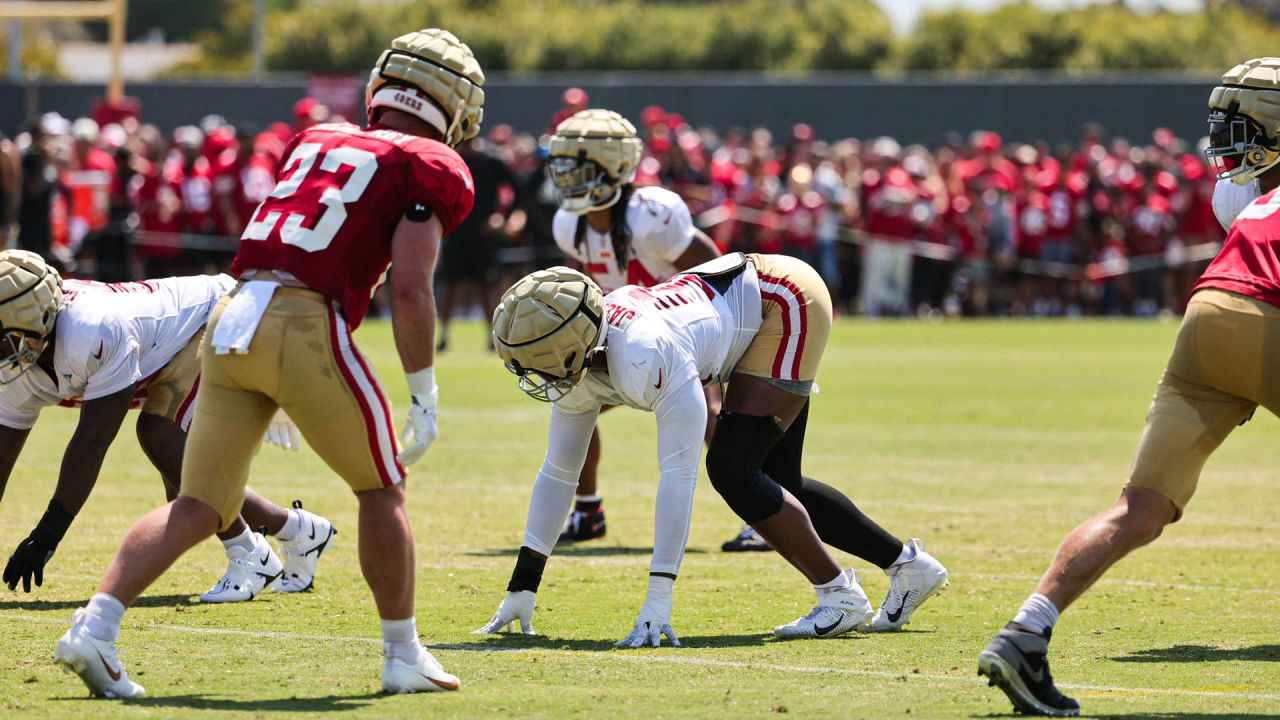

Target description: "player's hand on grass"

left=4, top=502, right=72, bottom=592
left=262, top=409, right=302, bottom=451
left=3, top=530, right=58, bottom=592
left=473, top=590, right=536, bottom=635
left=615, top=575, right=680, bottom=648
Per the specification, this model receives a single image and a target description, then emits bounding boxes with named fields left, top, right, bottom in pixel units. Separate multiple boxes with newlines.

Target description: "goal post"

left=0, top=0, right=127, bottom=101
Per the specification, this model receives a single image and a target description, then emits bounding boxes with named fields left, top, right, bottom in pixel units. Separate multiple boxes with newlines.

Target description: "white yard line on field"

left=3, top=612, right=1278, bottom=702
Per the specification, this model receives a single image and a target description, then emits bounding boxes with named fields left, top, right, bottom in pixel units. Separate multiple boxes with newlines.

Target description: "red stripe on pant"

left=758, top=272, right=808, bottom=381
left=175, top=375, right=200, bottom=432
left=327, top=309, right=400, bottom=487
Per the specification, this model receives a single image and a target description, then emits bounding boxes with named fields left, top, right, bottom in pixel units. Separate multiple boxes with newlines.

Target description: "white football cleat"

left=381, top=648, right=460, bottom=694
left=774, top=569, right=873, bottom=639
left=270, top=502, right=337, bottom=593
left=54, top=611, right=146, bottom=699
left=199, top=533, right=283, bottom=603
left=863, top=538, right=949, bottom=632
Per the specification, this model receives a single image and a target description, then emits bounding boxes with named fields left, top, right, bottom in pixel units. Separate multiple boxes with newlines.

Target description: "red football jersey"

left=1194, top=189, right=1280, bottom=309
left=231, top=122, right=475, bottom=327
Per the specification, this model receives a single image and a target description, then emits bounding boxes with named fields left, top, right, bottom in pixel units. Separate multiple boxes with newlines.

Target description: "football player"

left=979, top=57, right=1280, bottom=717
left=545, top=108, right=722, bottom=544
left=0, top=251, right=334, bottom=603
left=54, top=28, right=484, bottom=698
left=479, top=256, right=947, bottom=646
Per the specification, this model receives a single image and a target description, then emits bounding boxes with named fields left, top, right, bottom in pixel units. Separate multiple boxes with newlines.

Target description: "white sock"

left=82, top=593, right=125, bottom=641
left=381, top=617, right=424, bottom=663
left=221, top=526, right=256, bottom=554
left=890, top=541, right=916, bottom=568
left=813, top=569, right=851, bottom=597
left=1013, top=593, right=1060, bottom=635
left=275, top=509, right=303, bottom=542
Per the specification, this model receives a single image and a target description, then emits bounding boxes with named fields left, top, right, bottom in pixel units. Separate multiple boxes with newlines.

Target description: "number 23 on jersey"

left=241, top=143, right=378, bottom=252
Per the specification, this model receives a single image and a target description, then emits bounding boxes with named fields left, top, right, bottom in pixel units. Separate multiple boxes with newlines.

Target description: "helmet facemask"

left=0, top=249, right=62, bottom=384
left=0, top=328, right=45, bottom=384
left=502, top=305, right=602, bottom=403
left=546, top=109, right=643, bottom=215
left=547, top=155, right=625, bottom=215
left=1205, top=106, right=1280, bottom=186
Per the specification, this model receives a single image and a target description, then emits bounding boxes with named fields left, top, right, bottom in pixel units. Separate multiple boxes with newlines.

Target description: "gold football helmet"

left=1206, top=57, right=1280, bottom=185
left=492, top=267, right=604, bottom=402
left=366, top=28, right=485, bottom=147
left=546, top=109, right=643, bottom=215
left=0, top=250, right=63, bottom=384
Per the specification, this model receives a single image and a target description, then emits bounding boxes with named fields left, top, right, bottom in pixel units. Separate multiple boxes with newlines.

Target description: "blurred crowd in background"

left=0, top=88, right=1225, bottom=320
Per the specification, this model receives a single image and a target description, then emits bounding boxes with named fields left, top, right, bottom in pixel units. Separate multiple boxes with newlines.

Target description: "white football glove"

left=616, top=575, right=680, bottom=648
left=397, top=367, right=438, bottom=467
left=262, top=409, right=301, bottom=451
left=473, top=590, right=537, bottom=635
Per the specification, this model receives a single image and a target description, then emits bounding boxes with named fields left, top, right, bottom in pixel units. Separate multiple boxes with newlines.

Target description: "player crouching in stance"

left=979, top=57, right=1280, bottom=717
left=0, top=250, right=333, bottom=603
left=478, top=256, right=946, bottom=646
left=53, top=28, right=484, bottom=698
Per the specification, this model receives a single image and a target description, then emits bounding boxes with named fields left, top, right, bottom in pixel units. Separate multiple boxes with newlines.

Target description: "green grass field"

left=1, top=318, right=1277, bottom=719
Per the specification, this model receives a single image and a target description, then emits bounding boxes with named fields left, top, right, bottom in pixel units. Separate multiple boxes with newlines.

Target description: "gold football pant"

left=1127, top=288, right=1280, bottom=516
left=139, top=326, right=203, bottom=430
left=735, top=253, right=833, bottom=393
left=180, top=286, right=405, bottom=531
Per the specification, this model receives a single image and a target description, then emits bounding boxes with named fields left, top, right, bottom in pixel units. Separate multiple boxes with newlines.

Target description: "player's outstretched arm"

left=476, top=405, right=598, bottom=635
left=390, top=212, right=443, bottom=466
left=4, top=385, right=132, bottom=592
left=615, top=378, right=704, bottom=648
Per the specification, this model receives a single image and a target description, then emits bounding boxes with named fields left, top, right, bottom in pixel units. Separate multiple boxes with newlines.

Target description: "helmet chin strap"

left=577, top=186, right=623, bottom=215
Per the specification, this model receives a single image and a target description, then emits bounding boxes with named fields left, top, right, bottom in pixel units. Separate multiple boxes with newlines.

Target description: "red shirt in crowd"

left=230, top=122, right=475, bottom=328
left=1017, top=191, right=1049, bottom=258
left=213, top=148, right=277, bottom=236
left=863, top=166, right=918, bottom=241
left=1129, top=193, right=1174, bottom=257
left=131, top=157, right=184, bottom=259
left=177, top=155, right=215, bottom=234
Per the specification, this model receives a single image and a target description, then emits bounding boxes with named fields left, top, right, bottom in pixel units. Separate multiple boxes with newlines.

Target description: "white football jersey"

left=0, top=274, right=235, bottom=429
left=552, top=184, right=695, bottom=293
left=557, top=256, right=762, bottom=415
left=521, top=255, right=762, bottom=577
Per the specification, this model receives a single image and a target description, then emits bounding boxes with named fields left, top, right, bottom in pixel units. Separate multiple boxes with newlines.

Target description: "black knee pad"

left=705, top=412, right=786, bottom=525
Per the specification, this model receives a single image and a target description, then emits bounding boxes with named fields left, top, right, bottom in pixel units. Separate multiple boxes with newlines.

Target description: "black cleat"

left=720, top=525, right=773, bottom=552
left=558, top=507, right=606, bottom=543
left=978, top=622, right=1079, bottom=717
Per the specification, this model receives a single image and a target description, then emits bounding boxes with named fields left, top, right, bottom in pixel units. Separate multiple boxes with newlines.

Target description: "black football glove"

left=4, top=499, right=74, bottom=592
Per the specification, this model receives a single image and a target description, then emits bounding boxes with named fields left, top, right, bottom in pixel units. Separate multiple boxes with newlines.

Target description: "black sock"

left=793, top=476, right=903, bottom=569
left=575, top=498, right=602, bottom=513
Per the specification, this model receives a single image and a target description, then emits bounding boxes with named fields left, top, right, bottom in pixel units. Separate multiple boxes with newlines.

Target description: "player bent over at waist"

left=0, top=253, right=333, bottom=603
left=478, top=253, right=948, bottom=646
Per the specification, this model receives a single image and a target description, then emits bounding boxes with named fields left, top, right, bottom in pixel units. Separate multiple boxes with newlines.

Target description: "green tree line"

left=148, top=0, right=1280, bottom=75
